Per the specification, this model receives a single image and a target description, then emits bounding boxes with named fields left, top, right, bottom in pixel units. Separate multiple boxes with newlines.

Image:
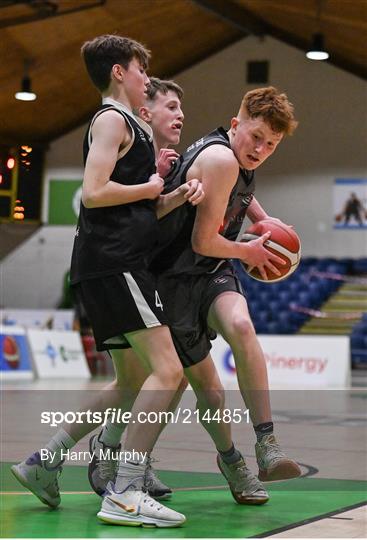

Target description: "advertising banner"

left=27, top=330, right=90, bottom=379
left=211, top=335, right=350, bottom=389
left=1, top=309, right=74, bottom=330
left=48, top=179, right=82, bottom=225
left=0, top=325, right=34, bottom=380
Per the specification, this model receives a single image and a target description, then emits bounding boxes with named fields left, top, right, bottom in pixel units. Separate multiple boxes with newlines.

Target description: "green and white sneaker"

left=256, top=434, right=301, bottom=481
left=217, top=453, right=269, bottom=505
left=98, top=480, right=185, bottom=528
left=145, top=457, right=172, bottom=500
left=11, top=451, right=62, bottom=508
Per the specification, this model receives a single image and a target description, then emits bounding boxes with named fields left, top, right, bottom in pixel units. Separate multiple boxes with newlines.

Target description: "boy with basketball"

left=89, top=84, right=300, bottom=505
left=151, top=86, right=302, bottom=488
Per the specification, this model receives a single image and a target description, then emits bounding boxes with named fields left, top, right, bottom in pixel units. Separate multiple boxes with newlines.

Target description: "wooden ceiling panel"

left=239, top=1, right=367, bottom=58
left=0, top=0, right=365, bottom=146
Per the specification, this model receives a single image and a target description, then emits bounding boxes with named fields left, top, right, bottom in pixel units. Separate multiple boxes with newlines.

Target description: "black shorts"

left=157, top=261, right=244, bottom=367
left=73, top=270, right=168, bottom=351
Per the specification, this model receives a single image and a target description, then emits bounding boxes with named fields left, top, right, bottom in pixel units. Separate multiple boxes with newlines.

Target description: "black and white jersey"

left=151, top=127, right=255, bottom=275
left=70, top=100, right=157, bottom=284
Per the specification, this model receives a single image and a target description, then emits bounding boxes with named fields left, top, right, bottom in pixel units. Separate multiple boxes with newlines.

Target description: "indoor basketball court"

left=1, top=377, right=367, bottom=537
left=1, top=1, right=366, bottom=539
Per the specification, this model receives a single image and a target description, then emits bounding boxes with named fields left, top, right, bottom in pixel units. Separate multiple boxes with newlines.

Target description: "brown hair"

left=146, top=77, right=183, bottom=101
left=81, top=35, right=150, bottom=92
left=239, top=87, right=298, bottom=135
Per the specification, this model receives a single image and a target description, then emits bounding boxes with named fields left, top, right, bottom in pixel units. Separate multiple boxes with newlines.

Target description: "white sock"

left=44, top=428, right=76, bottom=467
left=99, top=418, right=124, bottom=448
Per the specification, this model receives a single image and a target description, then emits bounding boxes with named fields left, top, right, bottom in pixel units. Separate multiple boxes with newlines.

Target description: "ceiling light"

left=15, top=74, right=37, bottom=101
left=306, top=33, right=329, bottom=61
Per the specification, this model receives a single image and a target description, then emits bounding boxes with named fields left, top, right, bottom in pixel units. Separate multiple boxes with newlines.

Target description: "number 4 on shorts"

left=155, top=290, right=163, bottom=310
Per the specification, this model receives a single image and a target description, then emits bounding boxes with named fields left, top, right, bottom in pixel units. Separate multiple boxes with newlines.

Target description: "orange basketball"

left=241, top=219, right=301, bottom=282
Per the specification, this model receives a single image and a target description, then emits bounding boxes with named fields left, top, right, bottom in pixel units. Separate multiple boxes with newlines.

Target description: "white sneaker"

left=98, top=481, right=185, bottom=528
left=11, top=451, right=62, bottom=508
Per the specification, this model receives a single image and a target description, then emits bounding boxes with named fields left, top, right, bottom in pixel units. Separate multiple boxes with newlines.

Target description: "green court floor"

left=1, top=463, right=366, bottom=538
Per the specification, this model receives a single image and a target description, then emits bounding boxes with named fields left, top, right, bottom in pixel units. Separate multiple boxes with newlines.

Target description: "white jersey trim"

left=123, top=272, right=161, bottom=328
left=87, top=105, right=135, bottom=160
left=102, top=97, right=153, bottom=140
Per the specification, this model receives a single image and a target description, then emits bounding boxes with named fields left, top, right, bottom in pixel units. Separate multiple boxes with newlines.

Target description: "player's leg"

left=185, top=354, right=269, bottom=505
left=11, top=341, right=184, bottom=509
left=12, top=272, right=186, bottom=525
left=185, top=355, right=231, bottom=451
left=207, top=288, right=301, bottom=481
left=90, top=347, right=188, bottom=500
left=144, top=374, right=188, bottom=499
left=10, top=349, right=146, bottom=509
left=121, top=325, right=183, bottom=453
left=208, top=291, right=271, bottom=424
left=98, top=324, right=186, bottom=527
left=88, top=348, right=148, bottom=496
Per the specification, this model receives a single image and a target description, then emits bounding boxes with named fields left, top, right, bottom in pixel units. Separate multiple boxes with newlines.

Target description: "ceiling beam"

left=192, top=0, right=266, bottom=36
left=0, top=0, right=106, bottom=29
left=192, top=0, right=367, bottom=80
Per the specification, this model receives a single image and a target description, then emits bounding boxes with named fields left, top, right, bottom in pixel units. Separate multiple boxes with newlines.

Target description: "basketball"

left=241, top=219, right=301, bottom=282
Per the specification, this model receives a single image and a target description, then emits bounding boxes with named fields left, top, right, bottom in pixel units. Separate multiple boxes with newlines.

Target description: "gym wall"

left=2, top=35, right=366, bottom=308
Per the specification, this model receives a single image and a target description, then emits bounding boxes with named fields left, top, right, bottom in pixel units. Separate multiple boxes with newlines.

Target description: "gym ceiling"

left=1, top=0, right=366, bottom=146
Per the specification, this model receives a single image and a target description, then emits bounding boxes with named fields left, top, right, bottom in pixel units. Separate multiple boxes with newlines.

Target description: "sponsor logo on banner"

left=263, top=352, right=328, bottom=375
left=0, top=326, right=34, bottom=380
left=211, top=335, right=350, bottom=389
left=223, top=348, right=236, bottom=374
left=27, top=330, right=90, bottom=379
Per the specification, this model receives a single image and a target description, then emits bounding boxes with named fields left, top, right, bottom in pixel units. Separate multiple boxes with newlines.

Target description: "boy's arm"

left=156, top=179, right=204, bottom=219
left=190, top=146, right=285, bottom=280
left=247, top=197, right=269, bottom=222
left=82, top=110, right=163, bottom=208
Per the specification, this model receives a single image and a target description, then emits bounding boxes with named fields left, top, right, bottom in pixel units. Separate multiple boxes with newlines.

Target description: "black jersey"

left=70, top=102, right=157, bottom=284
left=150, top=127, right=255, bottom=275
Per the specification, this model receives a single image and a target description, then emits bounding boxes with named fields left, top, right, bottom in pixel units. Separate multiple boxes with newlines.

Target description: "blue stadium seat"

left=266, top=321, right=281, bottom=334
left=351, top=335, right=365, bottom=349
left=352, top=258, right=367, bottom=274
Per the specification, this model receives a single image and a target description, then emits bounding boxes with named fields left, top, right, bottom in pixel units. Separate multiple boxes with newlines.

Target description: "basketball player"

left=88, top=81, right=291, bottom=507
left=11, top=35, right=190, bottom=528
left=88, top=77, right=274, bottom=507
left=150, top=86, right=302, bottom=490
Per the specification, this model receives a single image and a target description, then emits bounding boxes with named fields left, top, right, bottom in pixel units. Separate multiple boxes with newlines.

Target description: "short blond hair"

left=147, top=77, right=183, bottom=101
left=239, top=87, right=298, bottom=135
